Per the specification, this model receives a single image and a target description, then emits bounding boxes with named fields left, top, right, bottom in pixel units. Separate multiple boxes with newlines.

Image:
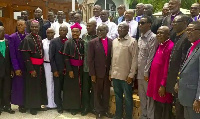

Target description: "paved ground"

left=0, top=105, right=97, bottom=119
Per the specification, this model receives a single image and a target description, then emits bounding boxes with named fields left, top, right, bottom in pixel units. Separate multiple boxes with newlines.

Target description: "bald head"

left=136, top=3, right=144, bottom=16
left=125, top=9, right=135, bottom=21
left=17, top=19, right=26, bottom=34
left=93, top=5, right=102, bottom=17
left=74, top=13, right=82, bottom=23
left=87, top=20, right=97, bottom=34
left=144, top=4, right=153, bottom=16
left=118, top=22, right=129, bottom=38
left=34, top=7, right=42, bottom=19
left=159, top=26, right=170, bottom=34
left=157, top=26, right=170, bottom=43
left=59, top=25, right=68, bottom=38
left=46, top=28, right=55, bottom=40
left=190, top=3, right=200, bottom=17
left=100, top=10, right=109, bottom=22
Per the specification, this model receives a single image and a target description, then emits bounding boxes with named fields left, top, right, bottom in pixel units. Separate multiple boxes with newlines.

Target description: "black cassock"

left=19, top=34, right=47, bottom=108
left=60, top=39, right=84, bottom=110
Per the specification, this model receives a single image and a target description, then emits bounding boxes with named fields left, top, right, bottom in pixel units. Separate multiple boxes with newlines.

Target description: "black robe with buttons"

left=19, top=33, right=47, bottom=108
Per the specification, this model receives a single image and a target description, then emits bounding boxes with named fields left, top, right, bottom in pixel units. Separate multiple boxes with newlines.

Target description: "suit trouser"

left=0, top=75, right=11, bottom=108
left=154, top=100, right=172, bottom=119
left=53, top=73, right=64, bottom=108
left=93, top=75, right=110, bottom=113
left=184, top=106, right=200, bottom=119
left=174, top=93, right=185, bottom=119
left=82, top=72, right=93, bottom=109
left=138, top=79, right=155, bottom=119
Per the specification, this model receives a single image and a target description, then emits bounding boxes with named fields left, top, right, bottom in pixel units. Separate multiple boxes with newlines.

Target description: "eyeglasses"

left=186, top=28, right=200, bottom=32
left=172, top=20, right=184, bottom=24
left=138, top=21, right=147, bottom=25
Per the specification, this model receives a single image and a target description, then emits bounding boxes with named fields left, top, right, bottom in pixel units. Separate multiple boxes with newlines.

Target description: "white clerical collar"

left=0, top=38, right=5, bottom=42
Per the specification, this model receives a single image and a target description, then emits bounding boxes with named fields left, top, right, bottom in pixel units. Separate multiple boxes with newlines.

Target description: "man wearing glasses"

left=178, top=21, right=200, bottom=119
left=166, top=15, right=191, bottom=119
left=137, top=16, right=158, bottom=119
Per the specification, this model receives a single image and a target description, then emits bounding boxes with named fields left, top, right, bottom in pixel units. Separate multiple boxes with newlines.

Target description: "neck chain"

left=17, top=32, right=26, bottom=41
left=31, top=34, right=43, bottom=58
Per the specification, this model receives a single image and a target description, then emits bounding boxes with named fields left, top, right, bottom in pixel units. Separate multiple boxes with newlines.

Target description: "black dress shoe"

left=96, top=113, right=102, bottom=119
left=30, top=109, right=37, bottom=115
left=81, top=108, right=89, bottom=116
left=3, top=107, right=15, bottom=114
left=103, top=112, right=113, bottom=118
left=71, top=110, right=78, bottom=115
left=19, top=106, right=26, bottom=113
left=57, top=108, right=63, bottom=114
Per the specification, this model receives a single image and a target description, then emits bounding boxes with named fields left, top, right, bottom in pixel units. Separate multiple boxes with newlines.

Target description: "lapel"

left=180, top=43, right=200, bottom=73
left=107, top=38, right=112, bottom=56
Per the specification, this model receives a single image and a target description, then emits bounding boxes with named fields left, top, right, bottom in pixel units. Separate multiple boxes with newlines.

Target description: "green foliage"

left=126, top=0, right=199, bottom=12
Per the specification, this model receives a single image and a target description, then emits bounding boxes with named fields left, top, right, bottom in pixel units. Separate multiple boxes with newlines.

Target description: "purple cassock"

left=9, top=32, right=28, bottom=106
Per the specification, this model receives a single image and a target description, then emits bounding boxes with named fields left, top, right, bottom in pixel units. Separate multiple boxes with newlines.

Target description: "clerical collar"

left=102, top=20, right=109, bottom=24
left=35, top=18, right=42, bottom=21
left=160, top=39, right=169, bottom=45
left=171, top=11, right=180, bottom=17
left=0, top=38, right=5, bottom=42
left=193, top=14, right=200, bottom=21
left=101, top=37, right=107, bottom=40
left=31, top=33, right=38, bottom=37
left=176, top=30, right=185, bottom=36
left=126, top=20, right=133, bottom=23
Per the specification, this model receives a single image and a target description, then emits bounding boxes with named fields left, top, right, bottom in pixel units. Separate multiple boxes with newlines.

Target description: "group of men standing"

left=1, top=0, right=200, bottom=119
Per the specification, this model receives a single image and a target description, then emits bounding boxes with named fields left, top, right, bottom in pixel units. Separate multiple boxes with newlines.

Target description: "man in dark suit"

left=49, top=25, right=68, bottom=114
left=26, top=7, right=48, bottom=39
left=88, top=24, right=113, bottom=119
left=166, top=15, right=191, bottom=119
left=178, top=21, right=200, bottom=119
left=0, top=26, right=15, bottom=114
left=162, top=0, right=183, bottom=41
left=43, top=11, right=55, bottom=39
left=112, top=5, right=126, bottom=25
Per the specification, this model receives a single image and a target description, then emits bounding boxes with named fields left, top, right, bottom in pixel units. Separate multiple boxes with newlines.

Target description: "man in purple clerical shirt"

left=9, top=19, right=28, bottom=113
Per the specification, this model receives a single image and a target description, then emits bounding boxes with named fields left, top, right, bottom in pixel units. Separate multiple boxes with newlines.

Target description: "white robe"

left=42, top=38, right=57, bottom=108
left=51, top=21, right=72, bottom=39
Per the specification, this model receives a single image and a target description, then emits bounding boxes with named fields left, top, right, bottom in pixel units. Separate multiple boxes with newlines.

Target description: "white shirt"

left=42, top=38, right=51, bottom=62
left=122, top=20, right=138, bottom=38
left=80, top=23, right=87, bottom=38
left=101, top=20, right=118, bottom=40
left=51, top=21, right=72, bottom=39
left=89, top=16, right=102, bottom=27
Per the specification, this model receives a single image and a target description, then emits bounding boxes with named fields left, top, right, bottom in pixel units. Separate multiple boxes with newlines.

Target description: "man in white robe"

left=42, top=28, right=57, bottom=108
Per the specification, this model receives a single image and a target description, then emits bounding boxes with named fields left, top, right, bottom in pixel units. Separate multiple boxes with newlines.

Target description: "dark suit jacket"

left=88, top=37, right=112, bottom=78
left=166, top=32, right=191, bottom=93
left=49, top=37, right=65, bottom=73
left=178, top=43, right=200, bottom=107
left=162, top=12, right=183, bottom=41
left=0, top=39, right=11, bottom=78
left=42, top=21, right=51, bottom=39
left=112, top=16, right=125, bottom=25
